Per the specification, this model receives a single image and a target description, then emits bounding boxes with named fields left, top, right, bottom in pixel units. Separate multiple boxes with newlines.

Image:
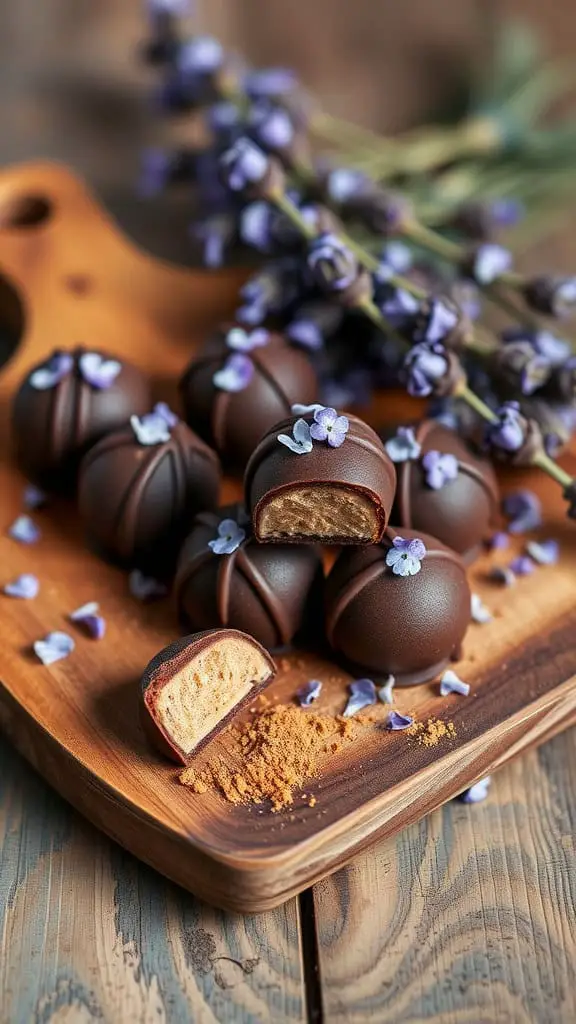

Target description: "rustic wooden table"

left=1, top=2, right=575, bottom=1021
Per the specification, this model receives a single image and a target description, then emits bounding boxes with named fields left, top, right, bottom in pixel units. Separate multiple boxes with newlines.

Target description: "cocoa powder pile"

left=179, top=703, right=360, bottom=811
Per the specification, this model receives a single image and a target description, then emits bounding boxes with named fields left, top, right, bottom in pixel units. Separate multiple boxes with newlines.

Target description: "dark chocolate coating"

left=245, top=412, right=397, bottom=544
left=12, top=347, right=151, bottom=491
left=179, top=329, right=319, bottom=469
left=78, top=420, right=220, bottom=574
left=325, top=527, right=470, bottom=686
left=140, top=629, right=276, bottom=764
left=389, top=420, right=499, bottom=562
left=175, top=505, right=324, bottom=649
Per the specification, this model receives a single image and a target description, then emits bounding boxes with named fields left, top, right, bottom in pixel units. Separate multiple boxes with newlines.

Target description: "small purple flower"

left=131, top=404, right=176, bottom=446
left=286, top=319, right=324, bottom=351
left=177, top=35, right=223, bottom=75
left=239, top=201, right=274, bottom=252
left=277, top=418, right=313, bottom=455
left=249, top=101, right=295, bottom=152
left=486, top=402, right=526, bottom=453
left=3, top=573, right=39, bottom=599
left=502, top=490, right=542, bottom=534
left=309, top=407, right=349, bottom=448
left=460, top=776, right=491, bottom=804
left=486, top=531, right=510, bottom=551
left=33, top=631, right=75, bottom=666
left=225, top=327, right=269, bottom=353
left=70, top=601, right=106, bottom=640
left=418, top=299, right=458, bottom=344
left=307, top=233, right=357, bottom=292
left=128, top=570, right=168, bottom=602
left=208, top=518, right=246, bottom=555
left=326, top=168, right=369, bottom=204
left=213, top=353, right=254, bottom=393
left=29, top=352, right=73, bottom=391
left=23, top=483, right=47, bottom=510
left=439, top=671, right=470, bottom=697
left=471, top=243, right=512, bottom=285
left=9, top=515, right=40, bottom=544
left=384, top=426, right=422, bottom=463
left=378, top=675, right=396, bottom=704
left=471, top=593, right=492, bottom=624
left=78, top=353, right=122, bottom=390
left=220, top=138, right=269, bottom=193
left=489, top=566, right=516, bottom=587
left=403, top=342, right=449, bottom=398
left=387, top=711, right=414, bottom=731
left=421, top=450, right=459, bottom=490
left=343, top=678, right=377, bottom=718
left=297, top=679, right=322, bottom=707
left=244, top=67, right=298, bottom=100
left=386, top=536, right=426, bottom=576
left=526, top=539, right=559, bottom=565
left=509, top=555, right=536, bottom=576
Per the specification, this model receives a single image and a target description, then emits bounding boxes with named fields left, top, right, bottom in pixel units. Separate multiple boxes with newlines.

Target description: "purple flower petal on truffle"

left=387, top=711, right=414, bottom=731
left=343, top=678, right=377, bottom=718
left=8, top=515, right=40, bottom=544
left=489, top=566, right=516, bottom=587
left=309, top=406, right=349, bottom=447
left=460, top=776, right=491, bottom=803
left=226, top=327, right=269, bottom=352
left=29, top=352, right=73, bottom=390
left=384, top=426, right=422, bottom=463
left=278, top=417, right=313, bottom=455
left=78, top=353, right=122, bottom=390
left=23, top=483, right=47, bottom=510
left=378, top=675, right=396, bottom=704
left=3, top=573, right=40, bottom=599
left=472, top=243, right=512, bottom=285
left=297, top=679, right=322, bottom=707
left=386, top=536, right=426, bottom=576
left=471, top=593, right=492, bottom=624
left=33, top=631, right=75, bottom=666
left=509, top=555, right=536, bottom=576
left=421, top=450, right=459, bottom=490
left=291, top=403, right=325, bottom=416
left=213, top=353, right=254, bottom=393
left=208, top=518, right=246, bottom=555
left=502, top=490, right=542, bottom=534
left=69, top=601, right=106, bottom=639
left=526, top=539, right=559, bottom=565
left=130, top=411, right=171, bottom=446
left=439, top=670, right=470, bottom=697
left=152, top=402, right=179, bottom=428
left=128, top=570, right=168, bottom=602
left=486, top=531, right=510, bottom=551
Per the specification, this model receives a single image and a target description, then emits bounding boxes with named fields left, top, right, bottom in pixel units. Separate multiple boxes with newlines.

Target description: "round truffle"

left=179, top=326, right=319, bottom=469
left=385, top=420, right=499, bottom=562
left=12, top=347, right=151, bottom=490
left=325, top=528, right=470, bottom=686
left=175, top=505, right=324, bottom=650
left=78, top=406, right=220, bottom=574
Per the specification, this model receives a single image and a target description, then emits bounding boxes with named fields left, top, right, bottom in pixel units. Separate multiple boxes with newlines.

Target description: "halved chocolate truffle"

left=179, top=326, right=319, bottom=468
left=141, top=629, right=276, bottom=763
left=245, top=408, right=397, bottom=544
left=325, top=527, right=470, bottom=685
left=78, top=405, right=220, bottom=573
left=12, top=347, right=151, bottom=490
left=175, top=505, right=323, bottom=649
left=384, top=420, right=499, bottom=562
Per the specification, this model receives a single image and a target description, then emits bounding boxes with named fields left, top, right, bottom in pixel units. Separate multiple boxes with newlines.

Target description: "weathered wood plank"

left=0, top=736, right=306, bottom=1023
left=312, top=731, right=576, bottom=1023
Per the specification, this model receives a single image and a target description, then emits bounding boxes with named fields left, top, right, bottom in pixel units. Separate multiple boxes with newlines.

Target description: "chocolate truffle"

left=141, top=629, right=276, bottom=763
left=325, top=527, right=470, bottom=685
left=12, top=347, right=151, bottom=490
left=179, top=326, right=319, bottom=469
left=245, top=407, right=397, bottom=544
left=384, top=420, right=499, bottom=562
left=78, top=404, right=220, bottom=573
left=175, top=505, right=323, bottom=649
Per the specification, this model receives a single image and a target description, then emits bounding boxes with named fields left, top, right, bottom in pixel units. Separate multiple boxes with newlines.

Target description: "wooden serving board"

left=0, top=162, right=575, bottom=914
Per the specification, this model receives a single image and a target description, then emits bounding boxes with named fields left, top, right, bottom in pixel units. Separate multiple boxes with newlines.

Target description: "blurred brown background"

left=1, top=0, right=574, bottom=265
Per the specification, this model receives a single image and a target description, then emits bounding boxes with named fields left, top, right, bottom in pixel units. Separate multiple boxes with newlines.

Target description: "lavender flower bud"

left=345, top=188, right=413, bottom=236
left=306, top=233, right=372, bottom=306
left=486, top=401, right=544, bottom=465
left=219, top=137, right=285, bottom=200
left=403, top=342, right=464, bottom=399
left=493, top=341, right=552, bottom=396
left=412, top=295, right=472, bottom=352
left=523, top=275, right=576, bottom=319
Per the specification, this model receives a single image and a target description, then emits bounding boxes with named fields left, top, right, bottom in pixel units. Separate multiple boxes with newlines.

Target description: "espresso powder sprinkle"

left=179, top=704, right=360, bottom=811
left=406, top=717, right=456, bottom=747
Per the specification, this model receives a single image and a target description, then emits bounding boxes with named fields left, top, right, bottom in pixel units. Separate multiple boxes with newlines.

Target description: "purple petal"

left=486, top=531, right=510, bottom=551
left=33, top=631, right=75, bottom=666
left=407, top=538, right=426, bottom=560
left=460, top=776, right=491, bottom=803
left=128, top=570, right=168, bottom=602
left=9, top=515, right=40, bottom=544
left=23, top=483, right=47, bottom=510
left=387, top=711, right=414, bottom=731
left=152, top=402, right=178, bottom=428
left=509, top=555, right=536, bottom=576
left=313, top=406, right=338, bottom=428
left=343, top=678, right=377, bottom=718
left=3, top=573, right=40, bottom=599
left=384, top=427, right=421, bottom=463
left=471, top=593, right=492, bottom=624
left=291, top=403, right=325, bottom=416
left=297, top=679, right=323, bottom=707
left=213, top=353, right=254, bottom=393
left=226, top=327, right=269, bottom=352
left=286, top=320, right=324, bottom=351
left=130, top=413, right=171, bottom=447
left=472, top=244, right=512, bottom=285
left=423, top=300, right=458, bottom=344
left=439, top=671, right=470, bottom=697
left=503, top=490, right=542, bottom=534
left=378, top=675, right=396, bottom=704
left=526, top=539, right=559, bottom=565
left=78, top=353, right=122, bottom=390
left=29, top=353, right=73, bottom=391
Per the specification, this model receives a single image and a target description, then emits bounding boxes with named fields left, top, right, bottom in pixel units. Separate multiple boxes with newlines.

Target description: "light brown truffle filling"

left=155, top=638, right=271, bottom=754
left=257, top=485, right=379, bottom=541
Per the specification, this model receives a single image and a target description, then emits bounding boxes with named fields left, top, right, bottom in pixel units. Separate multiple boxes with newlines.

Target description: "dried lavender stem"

left=532, top=451, right=573, bottom=489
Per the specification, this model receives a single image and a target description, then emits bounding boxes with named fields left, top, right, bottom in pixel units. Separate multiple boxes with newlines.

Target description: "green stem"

left=456, top=384, right=498, bottom=423
left=532, top=451, right=573, bottom=490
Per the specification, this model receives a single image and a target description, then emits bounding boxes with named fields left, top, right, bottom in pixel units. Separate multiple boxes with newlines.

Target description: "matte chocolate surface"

left=78, top=418, right=220, bottom=574
left=179, top=329, right=318, bottom=469
left=12, top=347, right=151, bottom=490
left=245, top=411, right=397, bottom=544
left=325, top=527, right=470, bottom=686
left=175, top=505, right=323, bottom=650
